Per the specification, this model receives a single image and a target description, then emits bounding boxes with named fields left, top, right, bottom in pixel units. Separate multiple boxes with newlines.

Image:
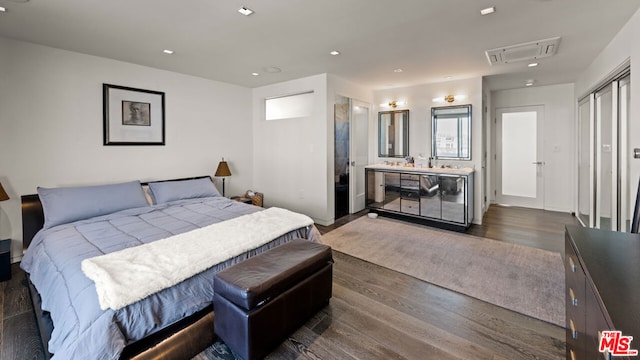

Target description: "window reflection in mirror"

left=432, top=105, right=471, bottom=160
left=378, top=110, right=409, bottom=157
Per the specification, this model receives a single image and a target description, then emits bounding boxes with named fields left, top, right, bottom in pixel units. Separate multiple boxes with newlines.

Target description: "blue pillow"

left=37, top=180, right=149, bottom=229
left=147, top=177, right=220, bottom=204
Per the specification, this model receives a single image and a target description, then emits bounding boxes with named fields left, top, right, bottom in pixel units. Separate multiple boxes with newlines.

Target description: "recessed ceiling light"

left=162, top=49, right=174, bottom=55
left=251, top=72, right=260, bottom=76
left=528, top=62, right=538, bottom=67
left=330, top=50, right=340, bottom=56
left=480, top=6, right=495, bottom=15
left=238, top=7, right=254, bottom=16
left=394, top=68, right=403, bottom=73
left=525, top=79, right=535, bottom=86
left=0, top=7, right=6, bottom=12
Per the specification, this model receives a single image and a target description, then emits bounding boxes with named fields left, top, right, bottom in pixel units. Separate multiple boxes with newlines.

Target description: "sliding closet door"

left=618, top=75, right=631, bottom=231
left=577, top=96, right=594, bottom=227
left=595, top=84, right=615, bottom=230
left=577, top=67, right=630, bottom=231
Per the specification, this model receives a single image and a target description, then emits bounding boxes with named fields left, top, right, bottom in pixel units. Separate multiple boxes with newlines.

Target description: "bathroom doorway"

left=334, top=96, right=370, bottom=220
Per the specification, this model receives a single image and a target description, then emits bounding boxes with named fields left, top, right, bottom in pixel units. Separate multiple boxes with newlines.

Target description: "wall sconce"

left=379, top=100, right=407, bottom=109
left=432, top=94, right=467, bottom=103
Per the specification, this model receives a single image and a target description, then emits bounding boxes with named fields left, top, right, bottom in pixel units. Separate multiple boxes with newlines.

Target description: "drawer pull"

left=570, top=319, right=578, bottom=339
left=570, top=349, right=577, bottom=360
left=569, top=288, right=578, bottom=307
left=568, top=256, right=577, bottom=272
left=598, top=331, right=612, bottom=360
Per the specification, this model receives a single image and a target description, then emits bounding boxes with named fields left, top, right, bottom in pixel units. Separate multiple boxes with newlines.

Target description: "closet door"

left=595, top=84, right=615, bottom=230
left=578, top=68, right=630, bottom=231
left=618, top=75, right=631, bottom=231
left=577, top=96, right=594, bottom=228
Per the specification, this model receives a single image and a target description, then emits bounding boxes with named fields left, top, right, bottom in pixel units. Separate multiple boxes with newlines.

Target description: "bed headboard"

left=20, top=175, right=214, bottom=250
left=21, top=194, right=45, bottom=251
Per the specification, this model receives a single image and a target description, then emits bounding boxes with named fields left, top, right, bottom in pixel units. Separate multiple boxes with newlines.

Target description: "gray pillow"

left=38, top=180, right=149, bottom=229
left=147, top=177, right=220, bottom=204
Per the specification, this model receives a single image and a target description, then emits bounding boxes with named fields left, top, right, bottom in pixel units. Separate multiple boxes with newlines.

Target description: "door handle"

left=532, top=161, right=544, bottom=165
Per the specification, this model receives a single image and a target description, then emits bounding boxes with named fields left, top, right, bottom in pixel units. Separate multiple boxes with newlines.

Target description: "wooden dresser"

left=565, top=225, right=640, bottom=359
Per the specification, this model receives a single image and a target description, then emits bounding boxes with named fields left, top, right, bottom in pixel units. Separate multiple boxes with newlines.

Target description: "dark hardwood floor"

left=1, top=204, right=577, bottom=359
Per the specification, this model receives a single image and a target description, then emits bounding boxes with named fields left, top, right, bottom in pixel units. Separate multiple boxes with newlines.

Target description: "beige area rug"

left=320, top=216, right=565, bottom=327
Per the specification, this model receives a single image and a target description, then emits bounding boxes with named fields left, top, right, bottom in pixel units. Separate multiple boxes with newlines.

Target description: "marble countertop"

left=365, top=163, right=474, bottom=175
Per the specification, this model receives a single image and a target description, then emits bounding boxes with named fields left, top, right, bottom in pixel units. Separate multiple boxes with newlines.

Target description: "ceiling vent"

left=485, top=37, right=561, bottom=65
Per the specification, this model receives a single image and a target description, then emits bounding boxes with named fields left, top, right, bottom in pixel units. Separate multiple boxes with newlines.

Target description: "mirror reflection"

left=432, top=105, right=471, bottom=160
left=378, top=110, right=409, bottom=157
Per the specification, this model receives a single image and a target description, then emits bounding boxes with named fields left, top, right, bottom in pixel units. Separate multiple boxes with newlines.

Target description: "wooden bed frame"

left=21, top=177, right=218, bottom=360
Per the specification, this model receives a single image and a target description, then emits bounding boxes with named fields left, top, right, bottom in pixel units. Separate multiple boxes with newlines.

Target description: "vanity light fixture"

left=238, top=7, right=254, bottom=16
left=162, top=49, right=174, bottom=55
left=432, top=94, right=466, bottom=103
left=480, top=6, right=495, bottom=15
left=380, top=100, right=406, bottom=109
left=330, top=50, right=340, bottom=56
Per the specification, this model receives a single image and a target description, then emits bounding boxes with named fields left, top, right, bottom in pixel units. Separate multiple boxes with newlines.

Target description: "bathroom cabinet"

left=365, top=164, right=474, bottom=230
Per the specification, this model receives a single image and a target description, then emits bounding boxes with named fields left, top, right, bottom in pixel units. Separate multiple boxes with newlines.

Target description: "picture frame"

left=103, top=83, right=165, bottom=145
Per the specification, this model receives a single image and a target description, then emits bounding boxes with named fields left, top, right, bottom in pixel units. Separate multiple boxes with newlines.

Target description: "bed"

left=20, top=176, right=320, bottom=360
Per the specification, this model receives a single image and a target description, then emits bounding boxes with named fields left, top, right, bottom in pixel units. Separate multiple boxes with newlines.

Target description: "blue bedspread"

left=20, top=197, right=317, bottom=360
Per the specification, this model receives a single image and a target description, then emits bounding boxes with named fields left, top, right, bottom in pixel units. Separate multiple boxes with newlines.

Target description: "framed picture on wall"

left=103, top=83, right=165, bottom=145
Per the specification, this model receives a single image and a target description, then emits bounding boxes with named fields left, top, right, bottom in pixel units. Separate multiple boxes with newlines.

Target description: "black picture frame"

left=103, top=83, right=165, bottom=145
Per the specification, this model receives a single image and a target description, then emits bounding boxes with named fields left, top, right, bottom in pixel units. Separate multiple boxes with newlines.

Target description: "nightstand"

left=0, top=239, right=10, bottom=282
left=230, top=196, right=253, bottom=204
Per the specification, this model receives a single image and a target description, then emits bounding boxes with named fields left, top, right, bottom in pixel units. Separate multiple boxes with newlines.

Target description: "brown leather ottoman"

left=213, top=239, right=333, bottom=360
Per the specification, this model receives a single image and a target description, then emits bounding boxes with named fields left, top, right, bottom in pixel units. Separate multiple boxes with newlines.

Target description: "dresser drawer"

left=401, top=199, right=420, bottom=215
left=400, top=189, right=420, bottom=200
left=566, top=233, right=587, bottom=359
left=401, top=174, right=420, bottom=182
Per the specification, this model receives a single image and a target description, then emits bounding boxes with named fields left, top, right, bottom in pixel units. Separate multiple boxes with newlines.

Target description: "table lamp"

left=0, top=182, right=8, bottom=202
left=0, top=182, right=8, bottom=240
left=215, top=158, right=232, bottom=197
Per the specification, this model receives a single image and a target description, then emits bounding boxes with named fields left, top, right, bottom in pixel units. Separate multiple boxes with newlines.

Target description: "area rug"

left=320, top=216, right=565, bottom=327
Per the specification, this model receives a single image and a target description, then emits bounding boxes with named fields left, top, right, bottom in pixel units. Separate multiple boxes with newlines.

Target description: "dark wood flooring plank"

left=269, top=324, right=358, bottom=360
left=1, top=311, right=44, bottom=360
left=329, top=285, right=493, bottom=360
left=332, top=251, right=565, bottom=360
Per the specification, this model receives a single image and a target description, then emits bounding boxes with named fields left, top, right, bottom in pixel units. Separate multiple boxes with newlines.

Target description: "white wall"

left=373, top=77, right=484, bottom=224
left=491, top=83, right=575, bottom=212
left=0, top=37, right=253, bottom=262
left=252, top=74, right=331, bottom=225
left=575, top=7, right=640, bottom=216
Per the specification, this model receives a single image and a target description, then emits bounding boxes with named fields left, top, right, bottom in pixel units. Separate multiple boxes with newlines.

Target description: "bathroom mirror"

left=432, top=105, right=471, bottom=160
left=378, top=110, right=409, bottom=158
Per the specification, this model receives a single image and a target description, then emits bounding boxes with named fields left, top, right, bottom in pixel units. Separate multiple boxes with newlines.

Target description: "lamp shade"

left=215, top=158, right=232, bottom=177
left=0, top=182, right=8, bottom=202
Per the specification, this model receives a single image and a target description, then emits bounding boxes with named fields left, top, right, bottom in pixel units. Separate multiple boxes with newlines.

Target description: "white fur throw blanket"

left=81, top=207, right=314, bottom=310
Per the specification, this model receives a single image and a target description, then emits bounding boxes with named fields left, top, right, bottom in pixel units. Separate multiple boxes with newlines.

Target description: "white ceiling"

left=0, top=0, right=638, bottom=90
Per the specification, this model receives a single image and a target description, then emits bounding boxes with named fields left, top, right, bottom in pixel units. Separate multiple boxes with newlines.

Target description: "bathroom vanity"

left=365, top=164, right=474, bottom=230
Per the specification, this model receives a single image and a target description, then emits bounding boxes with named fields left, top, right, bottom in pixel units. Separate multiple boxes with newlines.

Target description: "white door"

left=495, top=106, right=545, bottom=208
left=350, top=100, right=369, bottom=213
